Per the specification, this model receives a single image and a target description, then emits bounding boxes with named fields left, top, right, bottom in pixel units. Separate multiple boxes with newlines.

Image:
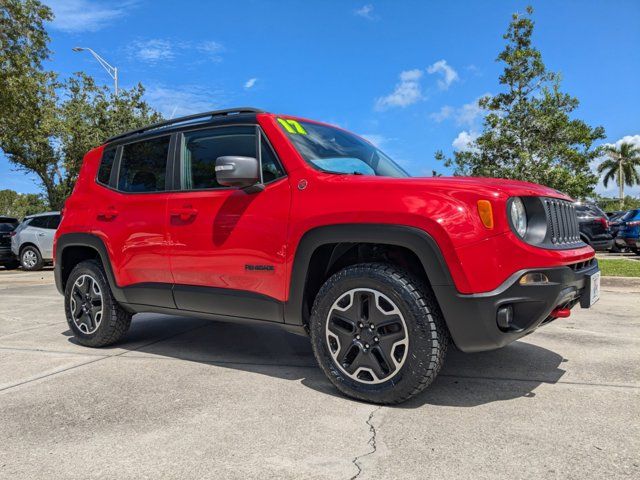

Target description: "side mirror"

left=215, top=156, right=260, bottom=188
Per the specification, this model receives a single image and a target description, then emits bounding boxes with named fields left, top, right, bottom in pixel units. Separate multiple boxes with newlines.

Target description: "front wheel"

left=65, top=260, right=132, bottom=347
left=20, top=246, right=43, bottom=271
left=309, top=263, right=449, bottom=404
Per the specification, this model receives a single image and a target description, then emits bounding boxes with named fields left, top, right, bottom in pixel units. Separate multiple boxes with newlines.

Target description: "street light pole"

left=72, top=47, right=118, bottom=96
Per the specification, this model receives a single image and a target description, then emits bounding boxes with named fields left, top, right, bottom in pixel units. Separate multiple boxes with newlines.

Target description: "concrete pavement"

left=0, top=270, right=638, bottom=479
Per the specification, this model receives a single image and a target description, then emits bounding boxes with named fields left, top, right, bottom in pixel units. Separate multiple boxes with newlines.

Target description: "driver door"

left=167, top=125, right=290, bottom=320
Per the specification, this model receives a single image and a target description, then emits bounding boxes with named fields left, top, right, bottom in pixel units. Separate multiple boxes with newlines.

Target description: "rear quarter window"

left=97, top=147, right=117, bottom=186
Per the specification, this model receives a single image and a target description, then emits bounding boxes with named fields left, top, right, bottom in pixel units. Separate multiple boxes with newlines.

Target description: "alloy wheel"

left=70, top=274, right=104, bottom=334
left=22, top=250, right=37, bottom=269
left=325, top=288, right=408, bottom=384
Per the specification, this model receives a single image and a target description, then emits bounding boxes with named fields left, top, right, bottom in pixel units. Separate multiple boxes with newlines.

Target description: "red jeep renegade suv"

left=54, top=108, right=600, bottom=404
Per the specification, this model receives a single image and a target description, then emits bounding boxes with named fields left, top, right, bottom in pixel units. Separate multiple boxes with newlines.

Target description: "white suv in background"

left=11, top=212, right=61, bottom=271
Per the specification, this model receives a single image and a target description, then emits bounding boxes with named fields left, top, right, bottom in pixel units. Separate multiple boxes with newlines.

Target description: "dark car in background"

left=608, top=211, right=629, bottom=252
left=0, top=216, right=20, bottom=270
left=616, top=209, right=640, bottom=255
left=574, top=203, right=614, bottom=251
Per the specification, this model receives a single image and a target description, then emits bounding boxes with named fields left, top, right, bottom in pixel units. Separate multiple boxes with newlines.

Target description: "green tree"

left=597, top=142, right=640, bottom=209
left=0, top=1, right=162, bottom=210
left=436, top=6, right=605, bottom=199
left=0, top=189, right=47, bottom=219
left=593, top=194, right=640, bottom=212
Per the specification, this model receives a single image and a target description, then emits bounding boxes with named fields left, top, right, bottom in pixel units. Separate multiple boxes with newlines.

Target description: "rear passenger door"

left=92, top=135, right=175, bottom=291
left=39, top=214, right=60, bottom=259
left=24, top=216, right=51, bottom=257
left=166, top=125, right=291, bottom=318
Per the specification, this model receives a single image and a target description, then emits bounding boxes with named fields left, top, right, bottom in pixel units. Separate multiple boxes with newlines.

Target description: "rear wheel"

left=65, top=260, right=132, bottom=347
left=20, top=246, right=43, bottom=271
left=309, top=263, right=449, bottom=404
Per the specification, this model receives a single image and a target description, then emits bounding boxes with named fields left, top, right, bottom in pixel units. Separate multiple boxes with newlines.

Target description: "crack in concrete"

left=349, top=405, right=382, bottom=480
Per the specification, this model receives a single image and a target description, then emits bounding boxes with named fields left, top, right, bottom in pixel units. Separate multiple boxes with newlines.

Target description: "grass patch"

left=598, top=259, right=640, bottom=277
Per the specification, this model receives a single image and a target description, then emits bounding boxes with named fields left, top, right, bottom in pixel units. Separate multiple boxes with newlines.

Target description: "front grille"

left=569, top=258, right=596, bottom=271
left=542, top=198, right=581, bottom=246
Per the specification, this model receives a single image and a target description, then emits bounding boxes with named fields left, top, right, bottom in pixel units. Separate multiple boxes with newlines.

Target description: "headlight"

left=510, top=197, right=527, bottom=237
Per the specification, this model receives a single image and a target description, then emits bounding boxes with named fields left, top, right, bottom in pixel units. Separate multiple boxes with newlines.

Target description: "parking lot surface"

left=0, top=269, right=638, bottom=479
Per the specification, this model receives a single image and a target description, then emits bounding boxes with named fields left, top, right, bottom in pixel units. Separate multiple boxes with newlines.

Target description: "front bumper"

left=433, top=260, right=599, bottom=353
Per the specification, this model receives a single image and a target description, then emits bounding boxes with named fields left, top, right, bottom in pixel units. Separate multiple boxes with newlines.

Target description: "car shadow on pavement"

left=67, top=314, right=566, bottom=408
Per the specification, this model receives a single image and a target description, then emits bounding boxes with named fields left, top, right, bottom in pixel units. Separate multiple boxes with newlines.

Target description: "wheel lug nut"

left=374, top=336, right=379, bottom=343
left=355, top=335, right=361, bottom=340
left=369, top=324, right=375, bottom=330
left=358, top=322, right=364, bottom=328
left=365, top=343, right=370, bottom=349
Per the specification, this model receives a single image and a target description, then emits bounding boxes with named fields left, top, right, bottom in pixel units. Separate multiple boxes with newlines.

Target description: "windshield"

left=277, top=118, right=409, bottom=177
left=622, top=209, right=640, bottom=221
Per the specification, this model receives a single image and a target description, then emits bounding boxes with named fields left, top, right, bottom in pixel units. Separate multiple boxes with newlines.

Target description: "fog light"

left=519, top=272, right=549, bottom=285
left=496, top=305, right=513, bottom=330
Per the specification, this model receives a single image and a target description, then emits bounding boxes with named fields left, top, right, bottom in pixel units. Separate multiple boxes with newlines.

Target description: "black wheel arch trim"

left=284, top=224, right=454, bottom=327
left=55, top=233, right=128, bottom=303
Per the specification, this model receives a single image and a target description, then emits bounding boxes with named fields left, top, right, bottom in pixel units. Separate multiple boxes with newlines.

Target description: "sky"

left=2, top=0, right=639, bottom=197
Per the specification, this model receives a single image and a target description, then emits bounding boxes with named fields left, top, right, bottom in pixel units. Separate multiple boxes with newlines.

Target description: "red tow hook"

left=551, top=308, right=571, bottom=318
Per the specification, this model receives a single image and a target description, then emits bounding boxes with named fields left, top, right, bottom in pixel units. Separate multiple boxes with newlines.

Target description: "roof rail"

left=106, top=107, right=265, bottom=143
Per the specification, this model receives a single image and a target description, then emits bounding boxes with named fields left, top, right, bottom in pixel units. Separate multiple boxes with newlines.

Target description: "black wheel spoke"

left=369, top=345, right=394, bottom=379
left=327, top=315, right=356, bottom=356
left=355, top=291, right=372, bottom=322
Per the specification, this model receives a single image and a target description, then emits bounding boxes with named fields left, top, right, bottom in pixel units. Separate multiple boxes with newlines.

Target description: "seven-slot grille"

left=542, top=198, right=581, bottom=246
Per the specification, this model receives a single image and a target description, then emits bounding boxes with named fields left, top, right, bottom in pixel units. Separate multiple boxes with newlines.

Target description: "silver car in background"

left=11, top=212, right=61, bottom=271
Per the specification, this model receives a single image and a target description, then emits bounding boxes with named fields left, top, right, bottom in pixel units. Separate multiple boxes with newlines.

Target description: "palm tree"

left=598, top=142, right=640, bottom=208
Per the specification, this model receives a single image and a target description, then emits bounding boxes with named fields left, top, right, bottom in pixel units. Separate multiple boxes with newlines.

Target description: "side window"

left=29, top=217, right=47, bottom=228
left=181, top=126, right=256, bottom=190
left=118, top=136, right=170, bottom=193
left=260, top=135, right=285, bottom=183
left=45, top=215, right=61, bottom=230
left=97, top=147, right=117, bottom=186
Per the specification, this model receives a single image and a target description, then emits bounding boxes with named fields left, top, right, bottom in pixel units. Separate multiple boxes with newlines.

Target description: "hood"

left=344, top=175, right=573, bottom=201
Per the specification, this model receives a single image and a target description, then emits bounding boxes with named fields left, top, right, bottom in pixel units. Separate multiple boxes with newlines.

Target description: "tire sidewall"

left=64, top=261, right=113, bottom=345
left=310, top=265, right=443, bottom=403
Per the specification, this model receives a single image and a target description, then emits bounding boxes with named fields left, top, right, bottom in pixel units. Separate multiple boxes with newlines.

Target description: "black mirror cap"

left=215, top=156, right=259, bottom=188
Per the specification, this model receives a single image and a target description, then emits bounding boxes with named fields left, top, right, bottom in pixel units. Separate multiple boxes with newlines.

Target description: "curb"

left=601, top=276, right=640, bottom=289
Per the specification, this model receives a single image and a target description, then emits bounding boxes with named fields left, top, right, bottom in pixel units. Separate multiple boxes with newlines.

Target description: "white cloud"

left=593, top=134, right=640, bottom=197
left=375, top=69, right=423, bottom=110
left=430, top=93, right=490, bottom=127
left=359, top=134, right=388, bottom=148
left=354, top=4, right=377, bottom=20
left=455, top=94, right=489, bottom=126
left=129, top=39, right=224, bottom=64
left=427, top=59, right=459, bottom=90
left=132, top=39, right=176, bottom=63
left=603, top=134, right=640, bottom=150
left=430, top=105, right=454, bottom=123
left=145, top=85, right=225, bottom=118
left=244, top=78, right=257, bottom=89
left=48, top=0, right=134, bottom=33
left=452, top=130, right=479, bottom=152
left=197, top=41, right=224, bottom=62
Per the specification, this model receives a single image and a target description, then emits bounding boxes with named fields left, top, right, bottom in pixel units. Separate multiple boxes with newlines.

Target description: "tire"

left=309, top=263, right=449, bottom=404
left=2, top=259, right=19, bottom=270
left=64, top=259, right=132, bottom=347
left=20, top=245, right=43, bottom=271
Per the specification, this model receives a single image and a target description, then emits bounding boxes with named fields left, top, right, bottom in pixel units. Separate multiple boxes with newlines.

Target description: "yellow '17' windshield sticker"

left=277, top=118, right=307, bottom=135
